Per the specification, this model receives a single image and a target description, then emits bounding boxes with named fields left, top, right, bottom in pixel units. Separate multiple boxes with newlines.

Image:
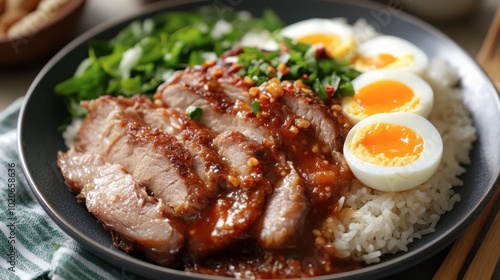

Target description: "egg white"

left=343, top=112, right=443, bottom=192
left=342, top=70, right=434, bottom=124
left=280, top=18, right=356, bottom=59
left=353, top=35, right=428, bottom=75
left=239, top=29, right=280, bottom=51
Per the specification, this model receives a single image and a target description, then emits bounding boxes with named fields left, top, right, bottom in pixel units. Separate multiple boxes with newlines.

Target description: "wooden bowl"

left=0, top=0, right=86, bottom=67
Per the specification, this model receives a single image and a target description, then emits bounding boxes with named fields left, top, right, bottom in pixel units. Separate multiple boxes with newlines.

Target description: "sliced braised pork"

left=186, top=131, right=274, bottom=259
left=257, top=161, right=307, bottom=249
left=156, top=83, right=274, bottom=146
left=57, top=149, right=185, bottom=266
left=132, top=97, right=229, bottom=195
left=281, top=92, right=344, bottom=153
left=77, top=96, right=212, bottom=217
left=57, top=49, right=356, bottom=275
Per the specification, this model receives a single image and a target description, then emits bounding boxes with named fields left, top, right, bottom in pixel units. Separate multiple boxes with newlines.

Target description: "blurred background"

left=0, top=0, right=498, bottom=111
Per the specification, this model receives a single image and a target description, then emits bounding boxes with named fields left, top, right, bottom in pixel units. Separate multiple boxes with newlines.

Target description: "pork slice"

left=214, top=130, right=275, bottom=190
left=186, top=131, right=274, bottom=259
left=157, top=75, right=292, bottom=179
left=281, top=92, right=344, bottom=154
left=138, top=105, right=229, bottom=195
left=257, top=161, right=308, bottom=249
left=156, top=83, right=273, bottom=146
left=176, top=121, right=229, bottom=194
left=113, top=121, right=210, bottom=217
left=281, top=92, right=352, bottom=189
left=76, top=95, right=140, bottom=152
left=187, top=187, right=267, bottom=261
left=77, top=97, right=210, bottom=217
left=171, top=69, right=252, bottom=105
left=220, top=83, right=252, bottom=104
left=57, top=149, right=185, bottom=266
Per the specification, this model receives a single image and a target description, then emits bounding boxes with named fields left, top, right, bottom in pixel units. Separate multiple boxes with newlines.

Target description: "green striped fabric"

left=0, top=99, right=144, bottom=280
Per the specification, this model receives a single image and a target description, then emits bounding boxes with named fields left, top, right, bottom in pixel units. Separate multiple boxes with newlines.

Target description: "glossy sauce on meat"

left=58, top=50, right=363, bottom=279
left=164, top=55, right=359, bottom=276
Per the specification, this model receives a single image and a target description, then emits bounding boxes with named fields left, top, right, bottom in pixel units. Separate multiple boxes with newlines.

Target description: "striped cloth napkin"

left=0, top=98, right=145, bottom=280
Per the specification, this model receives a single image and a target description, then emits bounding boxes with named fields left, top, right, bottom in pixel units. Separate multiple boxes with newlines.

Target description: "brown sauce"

left=165, top=56, right=363, bottom=278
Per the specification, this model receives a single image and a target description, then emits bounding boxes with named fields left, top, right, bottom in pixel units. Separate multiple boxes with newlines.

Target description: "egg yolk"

left=352, top=122, right=423, bottom=166
left=298, top=33, right=341, bottom=58
left=356, top=80, right=415, bottom=115
left=359, top=53, right=397, bottom=69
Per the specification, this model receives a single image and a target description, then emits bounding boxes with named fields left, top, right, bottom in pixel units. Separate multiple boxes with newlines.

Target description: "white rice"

left=62, top=117, right=83, bottom=148
left=320, top=58, right=477, bottom=264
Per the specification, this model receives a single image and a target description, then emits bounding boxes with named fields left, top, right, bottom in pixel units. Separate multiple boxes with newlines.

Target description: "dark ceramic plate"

left=18, top=0, right=500, bottom=279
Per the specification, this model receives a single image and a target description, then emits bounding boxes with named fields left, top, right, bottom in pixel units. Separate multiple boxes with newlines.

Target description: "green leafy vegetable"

left=237, top=37, right=360, bottom=98
left=55, top=7, right=284, bottom=117
left=54, top=6, right=359, bottom=118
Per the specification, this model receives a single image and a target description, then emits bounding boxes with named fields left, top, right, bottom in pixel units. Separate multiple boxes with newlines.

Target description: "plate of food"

left=18, top=0, right=500, bottom=279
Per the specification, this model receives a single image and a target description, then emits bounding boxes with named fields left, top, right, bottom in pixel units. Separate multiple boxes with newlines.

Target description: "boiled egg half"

left=352, top=35, right=428, bottom=75
left=342, top=70, right=433, bottom=124
left=280, top=18, right=356, bottom=60
left=343, top=112, right=443, bottom=192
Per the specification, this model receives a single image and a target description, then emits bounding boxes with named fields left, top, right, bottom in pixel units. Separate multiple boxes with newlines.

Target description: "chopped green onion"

left=251, top=100, right=261, bottom=114
left=313, top=78, right=328, bottom=100
left=336, top=81, right=355, bottom=98
left=186, top=105, right=203, bottom=120
left=236, top=37, right=360, bottom=100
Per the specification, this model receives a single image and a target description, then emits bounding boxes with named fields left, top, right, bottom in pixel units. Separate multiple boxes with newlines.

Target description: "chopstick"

left=476, top=3, right=500, bottom=66
left=432, top=188, right=500, bottom=280
left=462, top=209, right=500, bottom=280
left=434, top=4, right=500, bottom=279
